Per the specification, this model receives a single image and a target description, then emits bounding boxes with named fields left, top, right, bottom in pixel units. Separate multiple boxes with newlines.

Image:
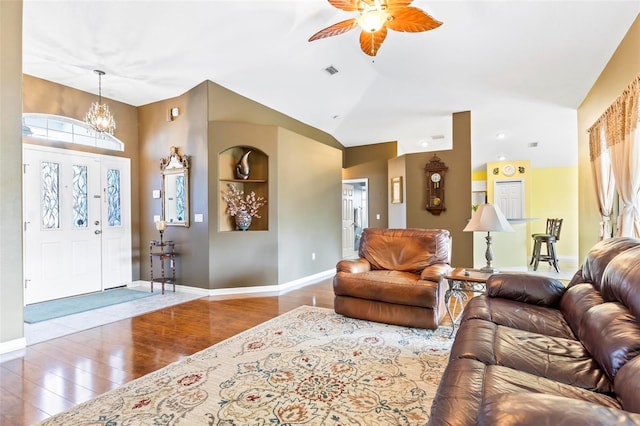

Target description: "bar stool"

left=530, top=218, right=563, bottom=272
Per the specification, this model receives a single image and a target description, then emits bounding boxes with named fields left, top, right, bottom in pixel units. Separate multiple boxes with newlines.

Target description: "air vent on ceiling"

left=528, top=142, right=539, bottom=148
left=324, top=65, right=339, bottom=75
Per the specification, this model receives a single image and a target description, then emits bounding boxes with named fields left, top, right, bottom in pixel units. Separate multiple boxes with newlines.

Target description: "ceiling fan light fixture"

left=357, top=9, right=390, bottom=33
left=85, top=69, right=116, bottom=136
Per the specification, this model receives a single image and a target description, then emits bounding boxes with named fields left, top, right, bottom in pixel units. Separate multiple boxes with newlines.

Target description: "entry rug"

left=24, top=288, right=157, bottom=324
left=37, top=306, right=453, bottom=425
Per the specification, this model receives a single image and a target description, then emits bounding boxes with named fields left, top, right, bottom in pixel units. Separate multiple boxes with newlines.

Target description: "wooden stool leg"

left=532, top=238, right=542, bottom=271
left=549, top=241, right=559, bottom=272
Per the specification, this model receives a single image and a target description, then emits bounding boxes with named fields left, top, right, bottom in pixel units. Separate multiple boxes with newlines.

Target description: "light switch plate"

left=194, top=214, right=204, bottom=223
left=153, top=215, right=161, bottom=222
left=152, top=189, right=161, bottom=199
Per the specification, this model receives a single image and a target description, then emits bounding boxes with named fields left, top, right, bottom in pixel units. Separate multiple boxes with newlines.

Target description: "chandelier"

left=85, top=69, right=116, bottom=136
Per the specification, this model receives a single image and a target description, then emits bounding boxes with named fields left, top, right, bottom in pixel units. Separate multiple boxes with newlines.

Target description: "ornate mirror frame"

left=161, top=146, right=190, bottom=227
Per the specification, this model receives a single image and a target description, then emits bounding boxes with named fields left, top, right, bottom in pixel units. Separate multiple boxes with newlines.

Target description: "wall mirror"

left=161, top=146, right=190, bottom=227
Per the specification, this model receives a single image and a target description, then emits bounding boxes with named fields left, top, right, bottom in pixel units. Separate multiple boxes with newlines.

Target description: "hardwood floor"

left=0, top=278, right=460, bottom=425
left=0, top=280, right=338, bottom=425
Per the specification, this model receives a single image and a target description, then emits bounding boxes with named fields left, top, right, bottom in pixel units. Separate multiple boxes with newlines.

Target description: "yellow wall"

left=577, top=14, right=640, bottom=257
left=471, top=162, right=579, bottom=268
left=531, top=166, right=579, bottom=261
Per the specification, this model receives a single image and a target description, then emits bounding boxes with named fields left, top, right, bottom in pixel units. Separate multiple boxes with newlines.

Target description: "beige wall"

left=577, top=14, right=640, bottom=258
left=343, top=141, right=398, bottom=229
left=0, top=0, right=24, bottom=348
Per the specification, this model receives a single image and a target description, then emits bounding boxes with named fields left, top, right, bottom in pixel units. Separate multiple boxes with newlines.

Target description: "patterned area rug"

left=38, top=306, right=453, bottom=425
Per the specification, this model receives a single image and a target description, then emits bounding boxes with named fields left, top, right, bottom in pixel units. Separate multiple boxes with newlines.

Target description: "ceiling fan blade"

left=328, top=0, right=360, bottom=12
left=309, top=18, right=359, bottom=41
left=387, top=0, right=414, bottom=7
left=359, top=27, right=388, bottom=56
left=387, top=6, right=443, bottom=32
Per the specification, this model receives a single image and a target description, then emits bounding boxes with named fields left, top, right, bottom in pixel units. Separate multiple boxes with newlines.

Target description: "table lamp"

left=155, top=220, right=167, bottom=244
left=463, top=203, right=514, bottom=273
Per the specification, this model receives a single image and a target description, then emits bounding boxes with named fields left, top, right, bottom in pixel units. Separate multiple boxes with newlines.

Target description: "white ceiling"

left=22, top=1, right=640, bottom=171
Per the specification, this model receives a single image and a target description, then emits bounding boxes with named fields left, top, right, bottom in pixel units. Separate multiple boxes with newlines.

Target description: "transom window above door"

left=22, top=113, right=124, bottom=152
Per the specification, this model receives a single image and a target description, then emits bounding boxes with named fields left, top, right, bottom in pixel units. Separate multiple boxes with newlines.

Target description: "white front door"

left=23, top=145, right=131, bottom=304
left=100, top=157, right=132, bottom=289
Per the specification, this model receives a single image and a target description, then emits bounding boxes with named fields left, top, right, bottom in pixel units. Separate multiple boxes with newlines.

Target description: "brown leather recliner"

left=333, top=228, right=452, bottom=329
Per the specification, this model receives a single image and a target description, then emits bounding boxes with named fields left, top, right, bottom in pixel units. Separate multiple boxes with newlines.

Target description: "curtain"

left=588, top=121, right=615, bottom=239
left=590, top=75, right=640, bottom=238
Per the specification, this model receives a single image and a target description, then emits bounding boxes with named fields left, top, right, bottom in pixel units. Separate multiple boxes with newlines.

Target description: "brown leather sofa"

left=333, top=228, right=451, bottom=329
left=429, top=237, right=640, bottom=425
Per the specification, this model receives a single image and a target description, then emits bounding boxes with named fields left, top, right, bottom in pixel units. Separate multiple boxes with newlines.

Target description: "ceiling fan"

left=309, top=0, right=442, bottom=56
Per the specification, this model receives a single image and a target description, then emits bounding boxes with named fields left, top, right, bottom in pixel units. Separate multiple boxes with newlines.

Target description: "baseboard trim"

left=0, top=337, right=26, bottom=355
left=129, top=269, right=335, bottom=297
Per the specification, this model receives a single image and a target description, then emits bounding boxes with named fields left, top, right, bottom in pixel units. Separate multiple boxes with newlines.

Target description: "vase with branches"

left=221, top=183, right=267, bottom=230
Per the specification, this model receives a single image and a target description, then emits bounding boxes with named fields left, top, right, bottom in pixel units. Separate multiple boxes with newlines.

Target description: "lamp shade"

left=463, top=204, right=514, bottom=233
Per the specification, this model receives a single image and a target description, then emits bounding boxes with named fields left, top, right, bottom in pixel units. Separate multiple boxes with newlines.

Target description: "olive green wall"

left=343, top=141, right=398, bottom=229
left=0, top=0, right=24, bottom=349
left=208, top=122, right=279, bottom=288
left=405, top=111, right=473, bottom=267
left=577, top=14, right=640, bottom=258
left=277, top=127, right=343, bottom=282
left=206, top=81, right=342, bottom=151
left=138, top=82, right=209, bottom=287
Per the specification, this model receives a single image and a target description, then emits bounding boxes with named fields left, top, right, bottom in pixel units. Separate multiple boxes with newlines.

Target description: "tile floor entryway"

left=0, top=286, right=203, bottom=363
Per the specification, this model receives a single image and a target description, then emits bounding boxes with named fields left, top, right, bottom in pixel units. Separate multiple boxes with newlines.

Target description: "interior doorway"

left=342, top=179, right=369, bottom=259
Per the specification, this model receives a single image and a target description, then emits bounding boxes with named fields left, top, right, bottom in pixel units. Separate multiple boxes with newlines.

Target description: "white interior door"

left=342, top=184, right=355, bottom=257
left=494, top=180, right=524, bottom=219
left=23, top=145, right=132, bottom=304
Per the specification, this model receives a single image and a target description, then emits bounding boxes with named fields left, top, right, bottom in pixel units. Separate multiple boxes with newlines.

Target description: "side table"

left=149, top=240, right=176, bottom=294
left=444, top=267, right=491, bottom=337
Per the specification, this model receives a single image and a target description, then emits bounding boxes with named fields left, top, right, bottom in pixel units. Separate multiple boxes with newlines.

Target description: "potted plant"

left=221, top=183, right=266, bottom=230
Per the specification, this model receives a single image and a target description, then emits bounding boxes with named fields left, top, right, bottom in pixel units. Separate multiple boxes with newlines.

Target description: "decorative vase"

left=235, top=150, right=251, bottom=180
left=235, top=210, right=252, bottom=231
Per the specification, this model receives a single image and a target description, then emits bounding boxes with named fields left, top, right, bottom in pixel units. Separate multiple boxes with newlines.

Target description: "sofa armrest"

left=336, top=258, right=371, bottom=274
left=420, top=263, right=452, bottom=282
left=479, top=393, right=640, bottom=426
left=486, top=274, right=566, bottom=307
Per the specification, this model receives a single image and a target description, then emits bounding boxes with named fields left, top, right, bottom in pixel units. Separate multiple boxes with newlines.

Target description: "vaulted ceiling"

left=22, top=1, right=640, bottom=170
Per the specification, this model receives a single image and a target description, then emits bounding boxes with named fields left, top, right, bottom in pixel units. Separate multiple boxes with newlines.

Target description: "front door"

left=23, top=145, right=131, bottom=304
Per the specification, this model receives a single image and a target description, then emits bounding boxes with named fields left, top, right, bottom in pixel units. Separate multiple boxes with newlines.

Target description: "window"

left=22, top=113, right=124, bottom=151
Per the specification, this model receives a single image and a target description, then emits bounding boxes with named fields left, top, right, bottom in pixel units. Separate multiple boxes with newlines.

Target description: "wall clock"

left=425, top=154, right=448, bottom=215
left=502, top=164, right=516, bottom=177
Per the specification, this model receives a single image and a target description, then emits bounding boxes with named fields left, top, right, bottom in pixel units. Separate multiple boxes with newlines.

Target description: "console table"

left=149, top=240, right=176, bottom=294
left=444, top=267, right=491, bottom=336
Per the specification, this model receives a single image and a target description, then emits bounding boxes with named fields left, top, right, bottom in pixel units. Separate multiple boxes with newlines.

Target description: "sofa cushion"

left=429, top=358, right=621, bottom=426
left=450, top=319, right=613, bottom=393
left=577, top=302, right=640, bottom=382
left=462, top=295, right=575, bottom=339
left=572, top=237, right=640, bottom=292
left=358, top=228, right=450, bottom=272
left=560, top=283, right=605, bottom=339
left=487, top=274, right=566, bottom=307
left=615, top=356, right=640, bottom=414
left=479, top=393, right=640, bottom=426
left=601, top=245, right=640, bottom=319
left=333, top=270, right=440, bottom=308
